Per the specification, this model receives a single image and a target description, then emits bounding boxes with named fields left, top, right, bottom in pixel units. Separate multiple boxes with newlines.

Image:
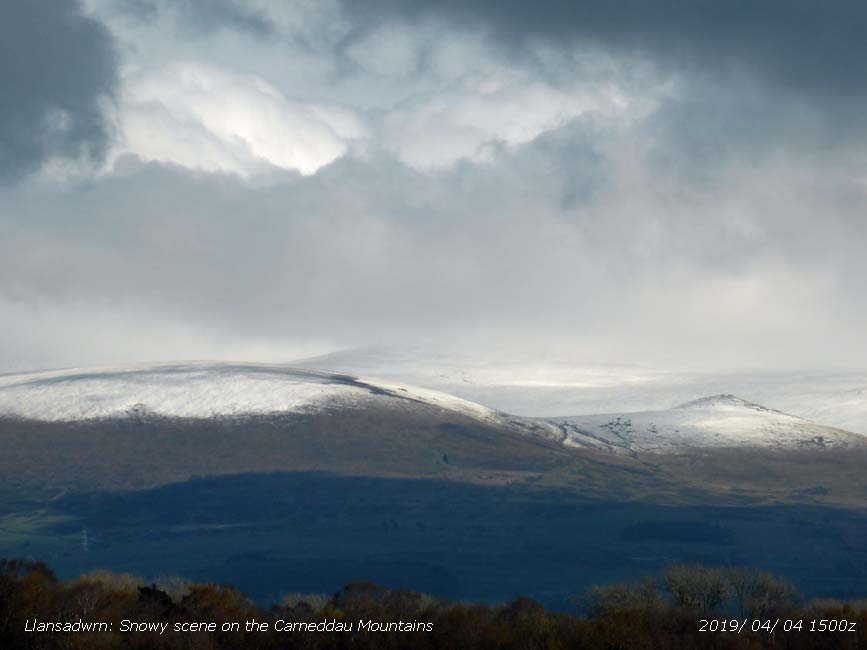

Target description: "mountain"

left=3, top=362, right=867, bottom=606
left=0, top=362, right=577, bottom=495
left=551, top=394, right=867, bottom=453
left=4, top=363, right=861, bottom=459
left=1, top=362, right=865, bottom=500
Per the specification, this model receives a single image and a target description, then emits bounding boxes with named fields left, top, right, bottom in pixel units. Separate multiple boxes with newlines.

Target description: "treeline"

left=1, top=558, right=865, bottom=649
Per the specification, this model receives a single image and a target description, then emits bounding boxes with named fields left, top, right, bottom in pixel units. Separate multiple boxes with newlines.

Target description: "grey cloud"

left=341, top=0, right=867, bottom=173
left=343, top=0, right=867, bottom=99
left=0, top=0, right=117, bottom=183
left=2, top=117, right=866, bottom=369
left=0, top=132, right=610, bottom=354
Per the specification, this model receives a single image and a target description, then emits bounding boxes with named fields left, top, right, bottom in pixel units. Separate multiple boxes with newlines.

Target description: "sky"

left=2, top=0, right=867, bottom=372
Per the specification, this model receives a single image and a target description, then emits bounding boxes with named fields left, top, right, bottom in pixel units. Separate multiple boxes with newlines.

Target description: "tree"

left=664, top=564, right=729, bottom=612
left=728, top=568, right=799, bottom=618
left=585, top=577, right=661, bottom=617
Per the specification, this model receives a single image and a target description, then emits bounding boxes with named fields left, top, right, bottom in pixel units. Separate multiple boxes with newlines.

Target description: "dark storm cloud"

left=344, top=0, right=867, bottom=99
left=0, top=0, right=117, bottom=183
left=330, top=0, right=867, bottom=191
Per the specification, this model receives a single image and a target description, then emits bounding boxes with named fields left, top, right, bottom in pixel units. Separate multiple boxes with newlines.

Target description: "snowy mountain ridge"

left=1, top=362, right=864, bottom=454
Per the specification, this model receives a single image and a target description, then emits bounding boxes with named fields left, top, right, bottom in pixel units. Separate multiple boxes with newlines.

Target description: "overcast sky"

left=2, top=0, right=867, bottom=372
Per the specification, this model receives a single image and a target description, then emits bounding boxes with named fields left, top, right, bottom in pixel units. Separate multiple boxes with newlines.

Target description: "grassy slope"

left=2, top=403, right=866, bottom=508
left=0, top=404, right=577, bottom=494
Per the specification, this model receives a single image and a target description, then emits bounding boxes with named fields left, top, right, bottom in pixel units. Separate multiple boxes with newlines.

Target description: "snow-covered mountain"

left=552, top=394, right=867, bottom=453
left=2, top=362, right=864, bottom=456
left=0, top=362, right=507, bottom=426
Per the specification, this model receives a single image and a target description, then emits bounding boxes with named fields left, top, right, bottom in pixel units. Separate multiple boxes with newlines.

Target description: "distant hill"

left=551, top=394, right=867, bottom=453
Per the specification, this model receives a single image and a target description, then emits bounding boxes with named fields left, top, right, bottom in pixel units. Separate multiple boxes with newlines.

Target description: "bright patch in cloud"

left=115, top=62, right=367, bottom=177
